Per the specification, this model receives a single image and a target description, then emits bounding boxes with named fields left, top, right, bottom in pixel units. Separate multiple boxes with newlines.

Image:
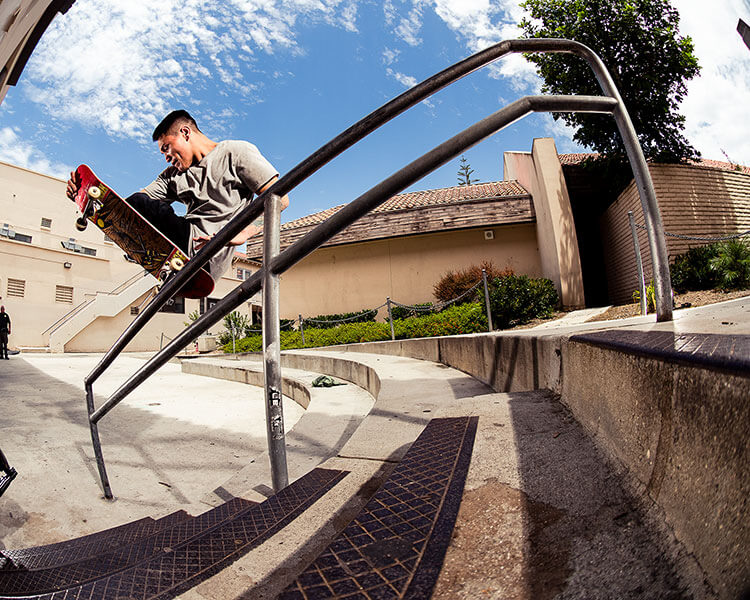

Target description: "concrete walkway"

left=0, top=295, right=746, bottom=599
left=0, top=354, right=305, bottom=548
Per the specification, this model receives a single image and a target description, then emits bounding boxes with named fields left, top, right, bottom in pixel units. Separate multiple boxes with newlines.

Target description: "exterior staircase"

left=46, top=273, right=155, bottom=353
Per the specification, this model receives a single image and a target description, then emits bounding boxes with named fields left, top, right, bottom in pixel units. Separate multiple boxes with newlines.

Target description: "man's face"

left=157, top=126, right=193, bottom=172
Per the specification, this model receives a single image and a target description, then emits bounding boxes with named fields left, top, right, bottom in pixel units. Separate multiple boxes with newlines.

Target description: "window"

left=159, top=296, right=185, bottom=314
left=1, top=223, right=31, bottom=244
left=55, top=285, right=74, bottom=304
left=7, top=278, right=24, bottom=298
left=61, top=238, right=96, bottom=256
left=236, top=268, right=253, bottom=280
left=199, top=297, right=220, bottom=315
left=41, top=218, right=52, bottom=229
left=130, top=306, right=140, bottom=315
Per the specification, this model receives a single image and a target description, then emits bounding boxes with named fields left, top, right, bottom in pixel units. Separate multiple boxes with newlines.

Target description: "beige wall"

left=0, top=161, right=257, bottom=352
left=601, top=164, right=750, bottom=304
left=503, top=138, right=585, bottom=308
left=279, top=224, right=541, bottom=319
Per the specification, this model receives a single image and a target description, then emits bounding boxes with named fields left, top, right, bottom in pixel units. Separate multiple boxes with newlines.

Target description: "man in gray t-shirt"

left=67, top=110, right=289, bottom=284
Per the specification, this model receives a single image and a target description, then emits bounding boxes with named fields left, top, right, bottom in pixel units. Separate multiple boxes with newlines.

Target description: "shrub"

left=433, top=261, right=512, bottom=304
left=489, top=274, right=558, bottom=329
left=670, top=243, right=719, bottom=293
left=221, top=303, right=489, bottom=352
left=302, top=308, right=377, bottom=327
left=710, top=239, right=750, bottom=290
left=395, top=303, right=487, bottom=338
left=390, top=302, right=434, bottom=320
left=632, top=280, right=656, bottom=313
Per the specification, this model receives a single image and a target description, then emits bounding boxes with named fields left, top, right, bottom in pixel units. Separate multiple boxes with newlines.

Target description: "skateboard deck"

left=72, top=164, right=214, bottom=299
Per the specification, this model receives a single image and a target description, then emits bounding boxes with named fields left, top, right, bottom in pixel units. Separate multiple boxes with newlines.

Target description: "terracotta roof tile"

left=280, top=180, right=528, bottom=232
left=558, top=153, right=750, bottom=174
left=558, top=152, right=600, bottom=165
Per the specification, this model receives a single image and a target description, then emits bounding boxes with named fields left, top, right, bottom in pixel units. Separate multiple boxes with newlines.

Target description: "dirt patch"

left=586, top=289, right=749, bottom=323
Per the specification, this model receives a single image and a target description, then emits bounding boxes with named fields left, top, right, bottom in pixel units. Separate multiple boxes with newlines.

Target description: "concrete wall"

left=601, top=164, right=750, bottom=304
left=330, top=333, right=748, bottom=599
left=504, top=139, right=585, bottom=309
left=0, top=161, right=258, bottom=351
left=279, top=224, right=541, bottom=319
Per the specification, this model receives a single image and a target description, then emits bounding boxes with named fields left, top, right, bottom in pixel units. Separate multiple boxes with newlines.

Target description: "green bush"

left=302, top=308, right=376, bottom=326
left=394, top=303, right=487, bottom=338
left=390, top=302, right=434, bottom=320
left=670, top=243, right=720, bottom=293
left=221, top=303, right=488, bottom=353
left=710, top=239, right=750, bottom=290
left=632, top=280, right=656, bottom=313
left=489, top=274, right=558, bottom=329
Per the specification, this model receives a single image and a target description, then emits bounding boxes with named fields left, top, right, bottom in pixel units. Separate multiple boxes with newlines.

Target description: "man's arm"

left=194, top=175, right=290, bottom=249
left=233, top=176, right=290, bottom=245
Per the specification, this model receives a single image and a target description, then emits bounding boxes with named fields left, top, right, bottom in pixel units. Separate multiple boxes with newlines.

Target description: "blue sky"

left=1, top=0, right=749, bottom=224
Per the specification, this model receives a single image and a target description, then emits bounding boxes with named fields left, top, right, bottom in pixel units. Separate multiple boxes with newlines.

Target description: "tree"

left=520, top=0, right=701, bottom=163
left=457, top=156, right=480, bottom=186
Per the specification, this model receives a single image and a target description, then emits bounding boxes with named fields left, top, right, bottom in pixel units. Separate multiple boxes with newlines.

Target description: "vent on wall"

left=7, top=278, right=25, bottom=298
left=55, top=285, right=73, bottom=304
left=484, top=230, right=494, bottom=240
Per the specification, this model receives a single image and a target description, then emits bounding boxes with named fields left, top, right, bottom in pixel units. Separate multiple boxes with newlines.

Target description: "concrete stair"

left=47, top=273, right=155, bottom=353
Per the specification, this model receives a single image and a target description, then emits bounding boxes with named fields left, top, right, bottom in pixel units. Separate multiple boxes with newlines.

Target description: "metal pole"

left=262, top=193, right=288, bottom=492
left=538, top=40, right=673, bottom=321
left=299, top=314, right=305, bottom=346
left=386, top=297, right=395, bottom=340
left=86, top=384, right=113, bottom=499
left=482, top=269, right=494, bottom=331
left=629, top=211, right=648, bottom=315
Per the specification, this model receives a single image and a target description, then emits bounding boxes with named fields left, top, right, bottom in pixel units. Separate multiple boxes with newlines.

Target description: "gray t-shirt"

left=142, top=140, right=277, bottom=281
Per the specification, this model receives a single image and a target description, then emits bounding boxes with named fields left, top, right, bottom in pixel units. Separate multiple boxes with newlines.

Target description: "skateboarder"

left=66, top=110, right=289, bottom=282
left=0, top=306, right=10, bottom=359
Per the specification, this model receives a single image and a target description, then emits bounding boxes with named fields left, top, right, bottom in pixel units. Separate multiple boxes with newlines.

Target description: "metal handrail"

left=83, top=38, right=672, bottom=499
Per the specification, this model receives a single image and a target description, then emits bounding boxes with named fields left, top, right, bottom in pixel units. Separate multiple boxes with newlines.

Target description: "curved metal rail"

left=83, top=38, right=673, bottom=499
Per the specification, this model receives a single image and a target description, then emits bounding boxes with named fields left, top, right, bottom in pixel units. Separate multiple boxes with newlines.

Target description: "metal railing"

left=82, top=38, right=673, bottom=500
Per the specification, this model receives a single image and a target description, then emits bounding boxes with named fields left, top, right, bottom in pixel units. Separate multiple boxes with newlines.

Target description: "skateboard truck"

left=75, top=185, right=103, bottom=231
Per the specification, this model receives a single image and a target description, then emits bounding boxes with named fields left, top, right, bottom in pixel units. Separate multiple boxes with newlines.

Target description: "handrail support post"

left=263, top=193, right=289, bottom=492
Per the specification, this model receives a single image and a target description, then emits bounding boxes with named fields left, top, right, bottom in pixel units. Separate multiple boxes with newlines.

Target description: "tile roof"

left=558, top=152, right=600, bottom=165
left=279, top=180, right=528, bottom=232
left=559, top=153, right=750, bottom=174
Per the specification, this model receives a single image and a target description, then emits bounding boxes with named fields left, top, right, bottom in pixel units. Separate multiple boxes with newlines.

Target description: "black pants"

left=0, top=332, right=7, bottom=359
left=126, top=193, right=191, bottom=253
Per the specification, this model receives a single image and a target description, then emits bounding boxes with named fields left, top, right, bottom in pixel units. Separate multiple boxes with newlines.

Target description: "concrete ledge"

left=322, top=327, right=748, bottom=599
left=182, top=357, right=313, bottom=409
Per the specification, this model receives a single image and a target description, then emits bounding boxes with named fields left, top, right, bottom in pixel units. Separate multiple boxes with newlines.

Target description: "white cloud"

left=386, top=68, right=418, bottom=88
left=395, top=5, right=425, bottom=47
left=0, top=127, right=71, bottom=178
left=24, top=0, right=360, bottom=139
left=675, top=0, right=750, bottom=163
left=382, top=47, right=400, bottom=66
left=417, top=1, right=540, bottom=88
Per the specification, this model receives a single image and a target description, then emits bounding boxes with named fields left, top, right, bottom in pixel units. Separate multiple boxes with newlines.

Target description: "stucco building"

left=247, top=138, right=750, bottom=321
left=0, top=160, right=259, bottom=352
left=246, top=137, right=586, bottom=319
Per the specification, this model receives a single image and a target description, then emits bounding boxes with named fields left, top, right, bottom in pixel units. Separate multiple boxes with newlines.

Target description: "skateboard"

left=72, top=165, right=214, bottom=299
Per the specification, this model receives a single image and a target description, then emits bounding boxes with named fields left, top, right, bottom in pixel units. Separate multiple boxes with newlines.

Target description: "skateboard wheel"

left=75, top=217, right=88, bottom=231
left=97, top=218, right=105, bottom=228
left=169, top=256, right=185, bottom=271
left=88, top=186, right=102, bottom=200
